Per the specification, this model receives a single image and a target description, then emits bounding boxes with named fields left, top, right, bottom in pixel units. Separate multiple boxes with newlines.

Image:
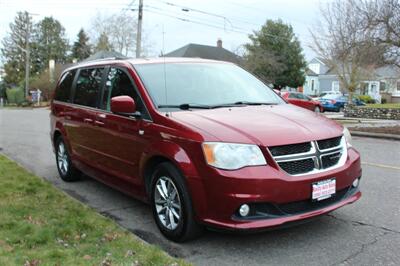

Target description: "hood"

left=169, top=104, right=343, bottom=147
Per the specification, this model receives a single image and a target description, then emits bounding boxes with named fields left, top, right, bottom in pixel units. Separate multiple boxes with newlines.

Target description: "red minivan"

left=50, top=58, right=361, bottom=242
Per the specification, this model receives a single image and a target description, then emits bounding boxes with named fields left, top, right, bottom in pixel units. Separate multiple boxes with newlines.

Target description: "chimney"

left=217, top=39, right=222, bottom=48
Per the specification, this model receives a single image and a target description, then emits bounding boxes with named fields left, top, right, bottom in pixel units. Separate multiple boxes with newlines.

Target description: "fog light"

left=239, top=204, right=250, bottom=217
left=352, top=178, right=360, bottom=188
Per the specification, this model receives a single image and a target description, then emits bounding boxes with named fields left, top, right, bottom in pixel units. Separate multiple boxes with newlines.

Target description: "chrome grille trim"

left=269, top=136, right=347, bottom=176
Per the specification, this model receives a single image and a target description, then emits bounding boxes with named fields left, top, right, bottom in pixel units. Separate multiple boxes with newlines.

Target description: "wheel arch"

left=139, top=141, right=202, bottom=198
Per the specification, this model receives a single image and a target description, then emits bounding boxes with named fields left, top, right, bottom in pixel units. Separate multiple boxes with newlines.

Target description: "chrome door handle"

left=94, top=120, right=105, bottom=126
left=83, top=118, right=93, bottom=124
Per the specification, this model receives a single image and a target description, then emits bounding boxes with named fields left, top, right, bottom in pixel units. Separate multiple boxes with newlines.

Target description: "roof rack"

left=80, top=56, right=129, bottom=63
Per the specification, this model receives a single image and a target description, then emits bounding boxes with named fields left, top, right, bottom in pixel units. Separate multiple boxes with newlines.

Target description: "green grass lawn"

left=364, top=103, right=400, bottom=109
left=0, top=155, right=188, bottom=266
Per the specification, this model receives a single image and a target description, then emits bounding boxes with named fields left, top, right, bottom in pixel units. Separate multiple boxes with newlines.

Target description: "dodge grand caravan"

left=50, top=58, right=361, bottom=242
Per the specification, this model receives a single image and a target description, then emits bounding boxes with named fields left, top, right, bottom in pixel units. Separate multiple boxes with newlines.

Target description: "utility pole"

left=24, top=24, right=30, bottom=99
left=136, top=0, right=143, bottom=58
left=15, top=12, right=37, bottom=98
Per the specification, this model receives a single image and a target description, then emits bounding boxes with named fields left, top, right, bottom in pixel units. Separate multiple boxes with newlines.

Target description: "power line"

left=143, top=7, right=307, bottom=42
left=149, top=0, right=234, bottom=29
left=145, top=5, right=248, bottom=33
left=144, top=1, right=310, bottom=42
left=143, top=9, right=250, bottom=35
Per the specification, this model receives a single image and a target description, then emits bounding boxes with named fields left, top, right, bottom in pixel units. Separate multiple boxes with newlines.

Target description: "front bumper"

left=189, top=148, right=362, bottom=231
left=204, top=187, right=361, bottom=231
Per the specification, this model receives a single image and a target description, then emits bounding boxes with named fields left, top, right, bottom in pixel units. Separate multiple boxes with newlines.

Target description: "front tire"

left=55, top=136, right=81, bottom=182
left=150, top=162, right=203, bottom=242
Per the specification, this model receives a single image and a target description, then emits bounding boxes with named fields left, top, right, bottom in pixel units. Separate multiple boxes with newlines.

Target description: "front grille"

left=269, top=142, right=311, bottom=156
left=321, top=152, right=342, bottom=168
left=268, top=136, right=345, bottom=176
left=278, top=159, right=315, bottom=175
left=317, top=136, right=342, bottom=150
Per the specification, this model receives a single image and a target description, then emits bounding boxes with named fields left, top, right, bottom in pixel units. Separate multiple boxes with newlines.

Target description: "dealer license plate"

left=312, top=178, right=336, bottom=201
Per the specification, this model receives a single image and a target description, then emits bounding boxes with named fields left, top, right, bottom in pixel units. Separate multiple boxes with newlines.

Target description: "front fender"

left=139, top=140, right=209, bottom=219
left=140, top=139, right=200, bottom=179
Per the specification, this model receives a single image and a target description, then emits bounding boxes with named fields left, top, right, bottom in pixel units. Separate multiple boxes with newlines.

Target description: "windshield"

left=134, top=63, right=284, bottom=108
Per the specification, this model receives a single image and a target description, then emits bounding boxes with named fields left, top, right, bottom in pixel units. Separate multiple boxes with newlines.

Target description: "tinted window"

left=134, top=63, right=284, bottom=108
left=288, top=93, right=299, bottom=99
left=102, top=67, right=148, bottom=118
left=297, top=94, right=308, bottom=100
left=54, top=70, right=76, bottom=102
left=73, top=68, right=104, bottom=107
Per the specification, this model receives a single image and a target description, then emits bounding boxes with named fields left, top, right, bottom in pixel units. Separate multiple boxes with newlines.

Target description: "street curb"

left=349, top=130, right=400, bottom=141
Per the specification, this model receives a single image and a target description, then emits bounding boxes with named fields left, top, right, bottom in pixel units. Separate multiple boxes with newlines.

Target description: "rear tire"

left=55, top=136, right=81, bottom=182
left=150, top=162, right=203, bottom=242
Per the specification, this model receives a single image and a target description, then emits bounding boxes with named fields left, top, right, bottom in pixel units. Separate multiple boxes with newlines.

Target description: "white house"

left=303, top=58, right=400, bottom=103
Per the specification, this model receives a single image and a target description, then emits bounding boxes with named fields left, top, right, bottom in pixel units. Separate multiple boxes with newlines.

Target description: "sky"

left=0, top=0, right=329, bottom=62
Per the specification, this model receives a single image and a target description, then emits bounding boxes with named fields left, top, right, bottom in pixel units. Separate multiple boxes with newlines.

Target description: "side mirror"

left=110, top=96, right=141, bottom=118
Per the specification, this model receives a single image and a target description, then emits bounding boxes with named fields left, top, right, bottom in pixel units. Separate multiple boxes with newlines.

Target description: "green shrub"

left=6, top=87, right=25, bottom=105
left=381, top=98, right=387, bottom=104
left=358, top=95, right=375, bottom=104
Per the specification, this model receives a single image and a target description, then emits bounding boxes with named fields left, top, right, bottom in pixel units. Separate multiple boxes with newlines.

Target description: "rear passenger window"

left=54, top=70, right=76, bottom=102
left=73, top=68, right=104, bottom=108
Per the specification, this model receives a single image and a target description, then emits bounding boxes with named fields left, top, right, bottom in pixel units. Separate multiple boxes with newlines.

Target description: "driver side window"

left=101, top=67, right=149, bottom=119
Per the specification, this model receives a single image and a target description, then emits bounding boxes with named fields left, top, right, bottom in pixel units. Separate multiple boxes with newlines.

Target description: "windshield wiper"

left=158, top=103, right=212, bottom=110
left=158, top=102, right=278, bottom=110
left=210, top=101, right=278, bottom=108
left=233, top=101, right=278, bottom=106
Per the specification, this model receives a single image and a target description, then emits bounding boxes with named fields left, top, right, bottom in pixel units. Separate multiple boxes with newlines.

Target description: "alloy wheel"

left=154, top=176, right=182, bottom=230
left=57, top=142, right=68, bottom=176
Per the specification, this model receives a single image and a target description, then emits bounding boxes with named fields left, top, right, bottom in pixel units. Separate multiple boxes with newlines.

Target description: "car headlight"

left=202, top=142, right=267, bottom=170
left=343, top=127, right=352, bottom=148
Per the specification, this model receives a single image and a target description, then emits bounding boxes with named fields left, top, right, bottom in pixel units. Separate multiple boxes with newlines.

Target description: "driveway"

left=1, top=108, right=399, bottom=265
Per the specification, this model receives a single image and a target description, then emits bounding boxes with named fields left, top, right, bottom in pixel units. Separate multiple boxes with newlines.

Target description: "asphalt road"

left=1, top=108, right=399, bottom=266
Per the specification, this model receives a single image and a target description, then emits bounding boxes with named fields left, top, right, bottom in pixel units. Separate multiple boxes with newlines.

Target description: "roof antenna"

left=162, top=24, right=169, bottom=116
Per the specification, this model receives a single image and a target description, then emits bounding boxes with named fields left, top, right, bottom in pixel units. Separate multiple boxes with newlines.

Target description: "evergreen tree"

left=33, top=17, right=69, bottom=72
left=1, top=11, right=35, bottom=85
left=245, top=19, right=307, bottom=89
left=71, top=28, right=91, bottom=61
left=95, top=32, right=113, bottom=52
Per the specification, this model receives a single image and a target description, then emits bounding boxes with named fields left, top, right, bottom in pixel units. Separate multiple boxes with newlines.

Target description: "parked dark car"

left=319, top=95, right=366, bottom=112
left=50, top=58, right=361, bottom=242
left=281, top=92, right=324, bottom=112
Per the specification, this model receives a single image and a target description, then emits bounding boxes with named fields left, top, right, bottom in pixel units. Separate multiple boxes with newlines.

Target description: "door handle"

left=94, top=120, right=105, bottom=127
left=83, top=118, right=93, bottom=124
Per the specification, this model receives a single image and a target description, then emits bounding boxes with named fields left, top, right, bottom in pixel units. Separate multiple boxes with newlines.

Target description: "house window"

left=332, top=81, right=339, bottom=91
left=397, top=81, right=400, bottom=91
left=311, top=80, right=314, bottom=91
left=370, top=83, right=377, bottom=94
left=309, top=63, right=320, bottom=74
